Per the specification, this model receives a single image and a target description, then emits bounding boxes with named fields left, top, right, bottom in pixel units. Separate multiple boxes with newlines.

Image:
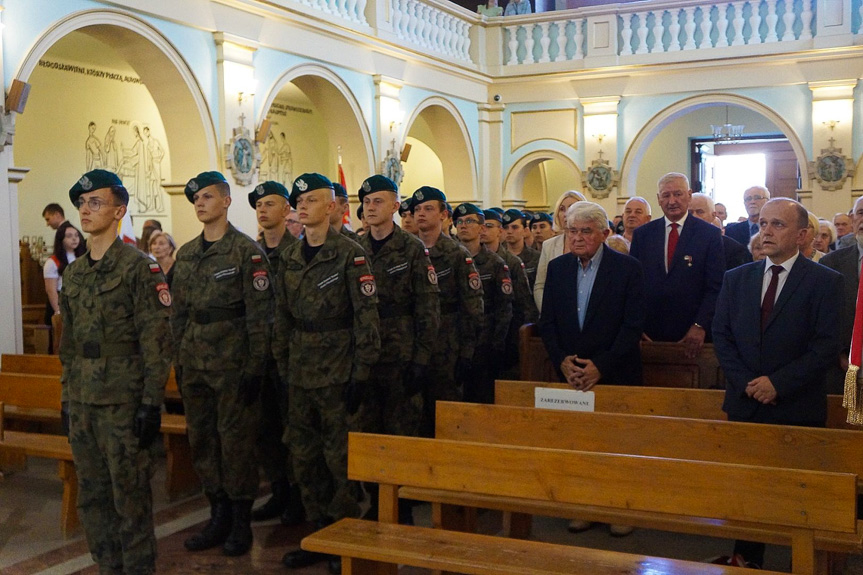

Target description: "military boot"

left=223, top=499, right=254, bottom=556
left=184, top=493, right=232, bottom=551
left=280, top=483, right=306, bottom=526
left=251, top=479, right=289, bottom=521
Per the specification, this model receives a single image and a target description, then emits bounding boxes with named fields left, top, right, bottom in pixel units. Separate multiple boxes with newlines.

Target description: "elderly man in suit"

left=629, top=173, right=724, bottom=359
left=690, top=193, right=751, bottom=271
left=820, top=196, right=863, bottom=394
left=712, top=197, right=842, bottom=568
left=725, top=186, right=770, bottom=248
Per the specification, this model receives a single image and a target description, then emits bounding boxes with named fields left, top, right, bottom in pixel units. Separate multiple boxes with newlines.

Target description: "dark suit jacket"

left=712, top=257, right=842, bottom=425
left=630, top=216, right=724, bottom=342
left=820, top=245, right=858, bottom=394
left=539, top=245, right=645, bottom=386
left=722, top=235, right=752, bottom=271
left=725, top=220, right=754, bottom=248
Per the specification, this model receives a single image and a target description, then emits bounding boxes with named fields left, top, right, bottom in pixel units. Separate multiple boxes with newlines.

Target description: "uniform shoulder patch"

left=354, top=256, right=367, bottom=266
left=156, top=282, right=172, bottom=306
left=424, top=248, right=430, bottom=257
left=252, top=269, right=270, bottom=291
left=468, top=272, right=481, bottom=291
left=503, top=264, right=510, bottom=271
left=427, top=265, right=438, bottom=285
left=520, top=262, right=525, bottom=269
left=148, top=263, right=162, bottom=274
left=501, top=277, right=513, bottom=295
left=251, top=254, right=263, bottom=264
left=465, top=257, right=473, bottom=265
left=359, top=274, right=376, bottom=296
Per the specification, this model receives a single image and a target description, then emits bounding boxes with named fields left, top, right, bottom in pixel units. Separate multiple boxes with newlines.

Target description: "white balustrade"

left=730, top=2, right=745, bottom=46
left=635, top=12, right=649, bottom=54
left=523, top=24, right=536, bottom=63
left=651, top=11, right=664, bottom=52
left=573, top=18, right=584, bottom=58
left=668, top=8, right=681, bottom=51
left=538, top=22, right=552, bottom=62
left=698, top=5, right=713, bottom=48
left=801, top=1, right=814, bottom=39
left=682, top=6, right=696, bottom=50
left=780, top=0, right=794, bottom=41
left=620, top=14, right=634, bottom=55
left=753, top=0, right=767, bottom=43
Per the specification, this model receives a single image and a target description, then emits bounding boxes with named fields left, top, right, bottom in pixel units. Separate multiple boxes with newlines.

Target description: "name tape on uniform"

left=534, top=387, right=595, bottom=412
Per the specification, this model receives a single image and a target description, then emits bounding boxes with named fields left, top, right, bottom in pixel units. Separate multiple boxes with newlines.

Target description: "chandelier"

left=711, top=106, right=744, bottom=143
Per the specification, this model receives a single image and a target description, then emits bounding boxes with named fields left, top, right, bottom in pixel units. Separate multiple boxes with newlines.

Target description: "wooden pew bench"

left=304, top=432, right=848, bottom=575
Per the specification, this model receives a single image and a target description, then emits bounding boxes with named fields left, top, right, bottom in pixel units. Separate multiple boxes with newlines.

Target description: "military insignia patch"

left=465, top=257, right=473, bottom=265
left=253, top=270, right=270, bottom=291
left=256, top=184, right=265, bottom=195
left=362, top=181, right=372, bottom=192
left=187, top=179, right=199, bottom=192
left=468, top=272, right=481, bottom=291
left=296, top=179, right=308, bottom=191
left=148, top=263, right=162, bottom=274
left=354, top=256, right=366, bottom=266
left=156, top=282, right=172, bottom=306
left=359, top=274, right=376, bottom=296
left=501, top=278, right=513, bottom=295
left=416, top=191, right=424, bottom=201
left=251, top=254, right=263, bottom=263
left=457, top=205, right=466, bottom=214
left=79, top=175, right=92, bottom=190
left=427, top=266, right=438, bottom=285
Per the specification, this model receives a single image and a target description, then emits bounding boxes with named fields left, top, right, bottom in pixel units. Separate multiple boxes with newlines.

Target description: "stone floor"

left=2, top=456, right=863, bottom=574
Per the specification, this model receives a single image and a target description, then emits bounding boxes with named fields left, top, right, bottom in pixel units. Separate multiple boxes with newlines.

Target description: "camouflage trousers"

left=182, top=368, right=259, bottom=500
left=421, top=314, right=463, bottom=437
left=69, top=401, right=156, bottom=575
left=256, top=360, right=292, bottom=483
left=350, top=362, right=422, bottom=438
left=287, top=383, right=360, bottom=522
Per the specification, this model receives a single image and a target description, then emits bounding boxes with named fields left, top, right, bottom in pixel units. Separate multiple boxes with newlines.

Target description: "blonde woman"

left=533, top=190, right=586, bottom=310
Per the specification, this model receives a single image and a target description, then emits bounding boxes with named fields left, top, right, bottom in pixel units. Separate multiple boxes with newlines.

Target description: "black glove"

left=60, top=401, right=70, bottom=439
left=239, top=373, right=263, bottom=406
left=343, top=377, right=365, bottom=416
left=403, top=363, right=429, bottom=397
left=454, top=356, right=473, bottom=385
left=132, top=405, right=162, bottom=449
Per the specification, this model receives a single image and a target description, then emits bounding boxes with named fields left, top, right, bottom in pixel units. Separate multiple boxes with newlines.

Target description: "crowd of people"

left=48, top=166, right=858, bottom=573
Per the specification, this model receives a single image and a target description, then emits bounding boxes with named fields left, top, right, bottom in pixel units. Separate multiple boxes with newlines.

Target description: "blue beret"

left=411, top=186, right=447, bottom=209
left=248, top=180, right=290, bottom=208
left=333, top=182, right=348, bottom=199
left=399, top=197, right=414, bottom=216
left=454, top=203, right=485, bottom=221
left=483, top=209, right=503, bottom=224
left=530, top=212, right=553, bottom=227
left=444, top=202, right=453, bottom=217
left=184, top=171, right=228, bottom=203
left=359, top=175, right=398, bottom=203
left=488, top=207, right=505, bottom=215
left=502, top=209, right=526, bottom=226
left=290, top=173, right=334, bottom=208
left=69, top=170, right=125, bottom=204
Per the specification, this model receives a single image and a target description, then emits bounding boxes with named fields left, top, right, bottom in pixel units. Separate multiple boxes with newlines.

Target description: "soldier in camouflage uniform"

left=171, top=171, right=273, bottom=557
left=398, top=197, right=418, bottom=235
left=530, top=212, right=555, bottom=249
left=60, top=169, right=172, bottom=575
left=355, top=175, right=440, bottom=521
left=503, top=209, right=541, bottom=289
left=247, top=181, right=305, bottom=525
left=455, top=204, right=513, bottom=403
left=276, top=173, right=381, bottom=574
left=330, top=182, right=360, bottom=242
left=412, top=187, right=484, bottom=435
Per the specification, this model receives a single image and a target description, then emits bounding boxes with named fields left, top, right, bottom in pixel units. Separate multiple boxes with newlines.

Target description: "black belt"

left=191, top=307, right=245, bottom=324
left=298, top=316, right=351, bottom=333
left=379, top=303, right=412, bottom=320
left=440, top=302, right=458, bottom=314
left=76, top=341, right=139, bottom=359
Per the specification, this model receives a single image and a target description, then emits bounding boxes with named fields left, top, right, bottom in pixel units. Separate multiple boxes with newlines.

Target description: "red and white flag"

left=338, top=148, right=350, bottom=226
left=118, top=210, right=137, bottom=245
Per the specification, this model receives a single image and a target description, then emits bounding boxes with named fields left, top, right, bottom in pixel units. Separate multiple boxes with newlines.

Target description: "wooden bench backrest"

left=436, top=401, right=863, bottom=484
left=349, top=432, right=857, bottom=533
left=1, top=354, right=62, bottom=375
left=0, top=372, right=62, bottom=410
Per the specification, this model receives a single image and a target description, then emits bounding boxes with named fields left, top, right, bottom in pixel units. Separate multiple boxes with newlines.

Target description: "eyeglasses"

left=744, top=195, right=767, bottom=202
left=286, top=219, right=301, bottom=226
left=456, top=218, right=481, bottom=226
left=74, top=198, right=115, bottom=211
left=483, top=222, right=501, bottom=229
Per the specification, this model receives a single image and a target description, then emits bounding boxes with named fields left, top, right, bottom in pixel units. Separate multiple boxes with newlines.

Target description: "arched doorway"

left=504, top=150, right=582, bottom=212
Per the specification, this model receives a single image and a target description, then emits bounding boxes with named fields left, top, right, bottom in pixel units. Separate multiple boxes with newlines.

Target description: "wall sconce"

left=592, top=133, right=606, bottom=145
left=237, top=79, right=257, bottom=107
left=823, top=120, right=839, bottom=131
left=388, top=110, right=406, bottom=133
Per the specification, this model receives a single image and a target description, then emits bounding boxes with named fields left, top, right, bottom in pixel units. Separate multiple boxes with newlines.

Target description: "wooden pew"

left=304, top=432, right=849, bottom=575
left=495, top=380, right=859, bottom=431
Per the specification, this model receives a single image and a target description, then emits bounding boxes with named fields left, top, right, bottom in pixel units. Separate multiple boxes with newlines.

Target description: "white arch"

left=14, top=8, right=218, bottom=167
left=404, top=96, right=478, bottom=199
left=262, top=63, right=375, bottom=176
left=619, top=93, right=809, bottom=197
left=503, top=149, right=582, bottom=207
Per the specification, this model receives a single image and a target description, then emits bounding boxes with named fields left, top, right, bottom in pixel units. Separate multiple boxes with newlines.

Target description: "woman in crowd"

left=749, top=232, right=765, bottom=262
left=43, top=221, right=86, bottom=322
left=533, top=190, right=586, bottom=311
left=149, top=230, right=177, bottom=286
left=813, top=218, right=836, bottom=254
left=802, top=211, right=825, bottom=262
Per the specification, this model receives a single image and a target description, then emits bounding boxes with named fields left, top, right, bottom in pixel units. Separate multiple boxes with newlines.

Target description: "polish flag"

left=338, top=149, right=350, bottom=226
left=118, top=210, right=137, bottom=245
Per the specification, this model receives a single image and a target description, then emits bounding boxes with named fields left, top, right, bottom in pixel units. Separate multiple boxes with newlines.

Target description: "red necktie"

left=761, top=265, right=783, bottom=332
left=666, top=223, right=679, bottom=270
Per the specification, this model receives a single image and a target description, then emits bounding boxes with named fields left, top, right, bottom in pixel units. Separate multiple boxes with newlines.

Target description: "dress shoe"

left=609, top=524, right=634, bottom=537
left=567, top=519, right=594, bottom=533
left=282, top=548, right=327, bottom=568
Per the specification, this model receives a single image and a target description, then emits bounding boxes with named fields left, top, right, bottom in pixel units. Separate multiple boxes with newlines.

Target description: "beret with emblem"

left=530, top=212, right=553, bottom=227
left=358, top=175, right=398, bottom=203
left=411, top=186, right=447, bottom=211
left=333, top=182, right=348, bottom=199
left=483, top=209, right=503, bottom=224
left=502, top=208, right=526, bottom=226
left=454, top=203, right=485, bottom=221
left=247, top=180, right=290, bottom=208
left=184, top=171, right=228, bottom=203
left=398, top=196, right=414, bottom=216
left=69, top=169, right=126, bottom=205
left=290, top=173, right=334, bottom=208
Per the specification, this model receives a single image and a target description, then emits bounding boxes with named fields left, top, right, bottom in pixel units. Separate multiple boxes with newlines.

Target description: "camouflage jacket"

left=59, top=237, right=172, bottom=406
left=274, top=227, right=381, bottom=387
left=474, top=245, right=513, bottom=349
left=359, top=225, right=440, bottom=366
left=339, top=225, right=361, bottom=244
left=171, top=222, right=274, bottom=376
left=497, top=244, right=538, bottom=325
left=515, top=244, right=540, bottom=290
left=260, top=232, right=300, bottom=359
left=427, top=233, right=484, bottom=360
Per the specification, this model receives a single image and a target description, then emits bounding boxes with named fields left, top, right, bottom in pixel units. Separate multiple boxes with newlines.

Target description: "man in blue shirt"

left=504, top=0, right=531, bottom=16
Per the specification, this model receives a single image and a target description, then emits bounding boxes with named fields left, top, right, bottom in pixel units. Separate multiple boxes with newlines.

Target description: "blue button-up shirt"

left=576, top=246, right=603, bottom=329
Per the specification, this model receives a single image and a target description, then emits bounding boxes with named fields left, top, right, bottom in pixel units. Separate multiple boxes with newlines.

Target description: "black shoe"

left=184, top=493, right=232, bottom=551
left=280, top=484, right=306, bottom=526
left=223, top=500, right=254, bottom=556
left=327, top=555, right=341, bottom=574
left=252, top=480, right=289, bottom=522
left=282, top=549, right=327, bottom=568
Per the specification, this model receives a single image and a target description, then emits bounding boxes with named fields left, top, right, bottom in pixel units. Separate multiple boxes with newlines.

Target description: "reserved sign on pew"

left=534, top=387, right=595, bottom=412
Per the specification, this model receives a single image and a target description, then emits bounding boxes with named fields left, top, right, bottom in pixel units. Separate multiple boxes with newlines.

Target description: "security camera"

left=493, top=94, right=502, bottom=102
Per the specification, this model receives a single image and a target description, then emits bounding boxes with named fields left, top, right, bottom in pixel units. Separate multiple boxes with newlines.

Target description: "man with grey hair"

left=725, top=185, right=770, bottom=248
left=621, top=196, right=651, bottom=244
left=690, top=193, right=751, bottom=271
left=630, top=172, right=724, bottom=359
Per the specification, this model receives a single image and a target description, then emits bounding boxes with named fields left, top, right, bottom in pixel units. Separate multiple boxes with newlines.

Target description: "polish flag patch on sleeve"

left=251, top=254, right=263, bottom=263
left=465, top=257, right=473, bottom=265
left=148, top=263, right=162, bottom=274
left=354, top=256, right=366, bottom=266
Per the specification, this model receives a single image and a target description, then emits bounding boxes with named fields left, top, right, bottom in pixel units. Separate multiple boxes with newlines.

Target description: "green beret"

left=399, top=197, right=414, bottom=216
left=502, top=209, right=526, bottom=226
left=248, top=180, right=290, bottom=208
left=488, top=207, right=505, bottom=215
left=69, top=169, right=125, bottom=205
left=530, top=212, right=553, bottom=227
left=454, top=203, right=485, bottom=221
left=356, top=204, right=364, bottom=219
left=184, top=171, right=228, bottom=203
left=290, top=173, right=334, bottom=208
left=444, top=202, right=453, bottom=217
left=333, top=182, right=348, bottom=199
left=483, top=209, right=503, bottom=224
left=411, top=186, right=447, bottom=209
left=358, top=175, right=398, bottom=203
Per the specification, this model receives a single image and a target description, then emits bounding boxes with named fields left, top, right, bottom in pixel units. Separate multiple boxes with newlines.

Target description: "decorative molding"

left=511, top=109, right=577, bottom=153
